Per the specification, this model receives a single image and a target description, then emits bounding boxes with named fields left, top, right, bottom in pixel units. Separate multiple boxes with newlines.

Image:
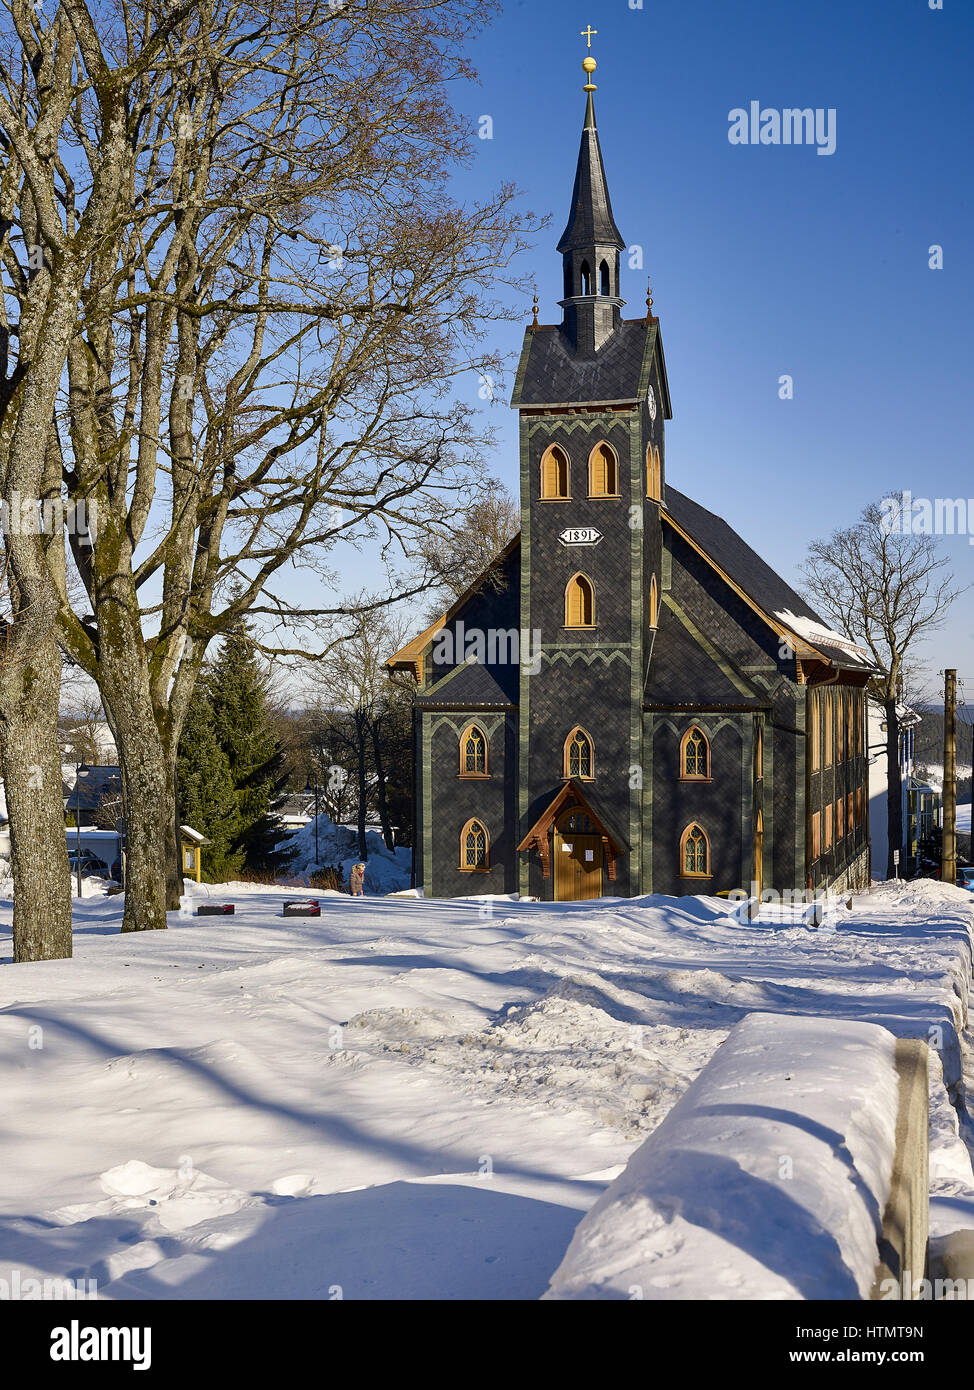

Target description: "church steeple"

left=557, top=40, right=625, bottom=355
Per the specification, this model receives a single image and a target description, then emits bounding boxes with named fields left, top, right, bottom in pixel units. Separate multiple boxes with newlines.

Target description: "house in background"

left=63, top=764, right=124, bottom=880
left=868, top=702, right=941, bottom=878
left=275, top=792, right=316, bottom=832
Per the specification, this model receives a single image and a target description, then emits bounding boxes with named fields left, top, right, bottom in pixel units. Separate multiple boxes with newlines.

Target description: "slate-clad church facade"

left=390, top=70, right=873, bottom=903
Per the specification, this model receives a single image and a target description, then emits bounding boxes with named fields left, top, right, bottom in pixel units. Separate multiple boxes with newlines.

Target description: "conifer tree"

left=175, top=682, right=243, bottom=883
left=208, top=621, right=290, bottom=870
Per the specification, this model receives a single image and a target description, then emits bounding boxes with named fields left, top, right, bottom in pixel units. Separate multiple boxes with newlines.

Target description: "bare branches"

left=800, top=493, right=968, bottom=701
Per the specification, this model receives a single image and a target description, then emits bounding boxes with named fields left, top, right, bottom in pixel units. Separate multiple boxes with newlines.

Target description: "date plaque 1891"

left=558, top=527, right=602, bottom=547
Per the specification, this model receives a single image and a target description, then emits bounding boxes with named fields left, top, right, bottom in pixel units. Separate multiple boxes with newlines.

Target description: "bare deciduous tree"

left=310, top=603, right=409, bottom=860
left=801, top=493, right=966, bottom=878
left=0, top=0, right=198, bottom=958
left=417, top=480, right=520, bottom=615
left=4, top=0, right=533, bottom=939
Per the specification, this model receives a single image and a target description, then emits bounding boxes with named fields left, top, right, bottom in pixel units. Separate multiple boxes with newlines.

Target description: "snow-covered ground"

left=1, top=879, right=973, bottom=1299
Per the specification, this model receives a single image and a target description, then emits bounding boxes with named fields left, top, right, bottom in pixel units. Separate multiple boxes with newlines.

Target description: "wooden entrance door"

left=553, top=810, right=603, bottom=901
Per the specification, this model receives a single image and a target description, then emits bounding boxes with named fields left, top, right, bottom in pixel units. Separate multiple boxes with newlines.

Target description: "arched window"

left=588, top=442, right=618, bottom=497
left=580, top=260, right=592, bottom=295
left=540, top=445, right=570, bottom=500
left=680, top=725, right=710, bottom=779
left=646, top=444, right=662, bottom=499
left=680, top=823, right=711, bottom=878
left=460, top=818, right=489, bottom=870
left=459, top=723, right=488, bottom=778
left=599, top=259, right=610, bottom=296
left=563, top=261, right=573, bottom=299
left=565, top=573, right=595, bottom=627
left=564, top=727, right=595, bottom=780
left=649, top=575, right=659, bottom=629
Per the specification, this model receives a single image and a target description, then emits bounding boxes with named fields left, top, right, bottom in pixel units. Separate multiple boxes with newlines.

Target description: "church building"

left=389, top=48, right=874, bottom=903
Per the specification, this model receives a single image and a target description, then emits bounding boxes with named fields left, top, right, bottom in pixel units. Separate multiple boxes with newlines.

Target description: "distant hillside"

left=914, top=706, right=974, bottom=768
left=911, top=705, right=974, bottom=801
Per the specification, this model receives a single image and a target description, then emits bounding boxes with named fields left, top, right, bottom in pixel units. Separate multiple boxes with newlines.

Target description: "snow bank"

left=278, top=813, right=411, bottom=895
left=544, top=1012, right=900, bottom=1301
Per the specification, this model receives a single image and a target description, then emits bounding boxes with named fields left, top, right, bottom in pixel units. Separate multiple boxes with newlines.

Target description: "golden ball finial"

left=580, top=25, right=598, bottom=91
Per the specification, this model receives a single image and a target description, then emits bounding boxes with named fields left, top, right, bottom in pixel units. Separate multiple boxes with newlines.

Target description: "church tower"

left=511, top=40, right=672, bottom=899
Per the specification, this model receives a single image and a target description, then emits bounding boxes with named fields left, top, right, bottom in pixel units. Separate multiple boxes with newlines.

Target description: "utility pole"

left=942, top=668, right=957, bottom=886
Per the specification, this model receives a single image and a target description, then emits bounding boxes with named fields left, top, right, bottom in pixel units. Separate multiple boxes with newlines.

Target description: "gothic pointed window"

left=540, top=444, right=570, bottom=500
left=588, top=442, right=618, bottom=497
left=646, top=444, right=662, bottom=500
left=565, top=573, right=594, bottom=627
left=680, top=823, right=710, bottom=878
left=460, top=818, right=489, bottom=870
left=599, top=259, right=610, bottom=296
left=649, top=575, right=659, bottom=629
left=564, top=261, right=573, bottom=299
left=564, top=727, right=595, bottom=780
left=680, top=725, right=710, bottom=780
left=459, top=723, right=488, bottom=778
left=580, top=260, right=592, bottom=295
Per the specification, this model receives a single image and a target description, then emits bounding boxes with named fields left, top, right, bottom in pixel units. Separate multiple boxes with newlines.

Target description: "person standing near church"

left=350, top=862, right=366, bottom=897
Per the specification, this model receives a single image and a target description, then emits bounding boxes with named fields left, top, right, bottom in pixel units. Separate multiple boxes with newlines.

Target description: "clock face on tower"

left=646, top=384, right=657, bottom=421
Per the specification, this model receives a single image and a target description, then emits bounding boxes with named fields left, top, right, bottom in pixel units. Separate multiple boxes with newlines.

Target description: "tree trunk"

left=167, top=754, right=183, bottom=910
left=99, top=615, right=171, bottom=932
left=0, top=629, right=73, bottom=961
left=370, top=717, right=395, bottom=850
left=885, top=698, right=903, bottom=879
left=356, top=710, right=368, bottom=862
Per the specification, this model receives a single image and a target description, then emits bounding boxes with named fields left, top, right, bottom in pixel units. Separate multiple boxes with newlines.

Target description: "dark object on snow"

left=282, top=899, right=321, bottom=917
left=197, top=903, right=235, bottom=916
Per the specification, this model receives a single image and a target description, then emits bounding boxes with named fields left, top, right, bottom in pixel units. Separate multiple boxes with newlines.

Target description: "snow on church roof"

left=773, top=610, right=871, bottom=666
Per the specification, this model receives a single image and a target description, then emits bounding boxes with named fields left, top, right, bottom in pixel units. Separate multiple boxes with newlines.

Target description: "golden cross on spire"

left=580, top=25, right=598, bottom=92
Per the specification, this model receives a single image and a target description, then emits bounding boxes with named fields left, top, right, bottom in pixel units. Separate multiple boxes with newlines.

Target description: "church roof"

left=511, top=318, right=670, bottom=411
left=662, top=489, right=875, bottom=673
left=556, top=93, right=626, bottom=254
left=387, top=537, right=521, bottom=689
left=644, top=604, right=769, bottom=707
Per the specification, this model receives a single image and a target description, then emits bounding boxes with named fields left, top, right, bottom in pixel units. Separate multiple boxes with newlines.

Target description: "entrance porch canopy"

left=516, top=780, right=627, bottom=882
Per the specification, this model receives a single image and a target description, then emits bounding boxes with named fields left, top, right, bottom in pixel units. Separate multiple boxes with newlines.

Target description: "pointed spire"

left=556, top=52, right=625, bottom=255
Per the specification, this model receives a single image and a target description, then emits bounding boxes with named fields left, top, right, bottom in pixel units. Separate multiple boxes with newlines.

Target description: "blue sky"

left=427, top=0, right=972, bottom=700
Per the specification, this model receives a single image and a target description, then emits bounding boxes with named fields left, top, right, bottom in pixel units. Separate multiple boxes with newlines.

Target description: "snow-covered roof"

left=773, top=610, right=872, bottom=665
left=179, top=825, right=211, bottom=844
